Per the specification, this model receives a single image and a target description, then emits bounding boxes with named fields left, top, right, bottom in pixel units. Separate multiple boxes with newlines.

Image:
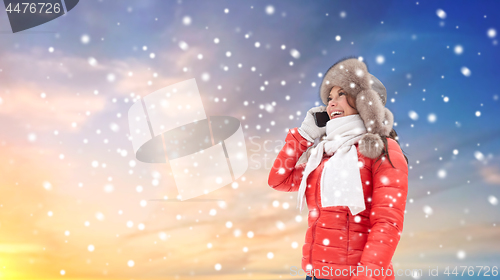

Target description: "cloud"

left=0, top=50, right=111, bottom=131
left=0, top=41, right=225, bottom=135
left=0, top=45, right=204, bottom=132
left=0, top=81, right=106, bottom=131
left=480, top=165, right=500, bottom=185
left=0, top=243, right=42, bottom=253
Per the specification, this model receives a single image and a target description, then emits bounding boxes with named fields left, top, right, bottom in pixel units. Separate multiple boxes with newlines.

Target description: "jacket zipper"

left=346, top=212, right=350, bottom=264
left=309, top=169, right=322, bottom=276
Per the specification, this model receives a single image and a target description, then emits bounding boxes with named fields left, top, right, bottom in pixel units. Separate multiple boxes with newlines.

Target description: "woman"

left=268, top=57, right=409, bottom=280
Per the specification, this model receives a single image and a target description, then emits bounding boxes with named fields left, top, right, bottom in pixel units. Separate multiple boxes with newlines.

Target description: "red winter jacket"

left=268, top=128, right=408, bottom=280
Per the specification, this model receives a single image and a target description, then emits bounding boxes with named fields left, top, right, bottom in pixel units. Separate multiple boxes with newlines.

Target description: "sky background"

left=1, top=0, right=500, bottom=279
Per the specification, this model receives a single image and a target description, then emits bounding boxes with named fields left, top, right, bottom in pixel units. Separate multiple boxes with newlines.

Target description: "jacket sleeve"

left=268, top=128, right=313, bottom=192
left=351, top=138, right=409, bottom=280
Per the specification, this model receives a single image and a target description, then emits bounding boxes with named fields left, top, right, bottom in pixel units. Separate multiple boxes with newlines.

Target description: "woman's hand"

left=297, top=105, right=327, bottom=142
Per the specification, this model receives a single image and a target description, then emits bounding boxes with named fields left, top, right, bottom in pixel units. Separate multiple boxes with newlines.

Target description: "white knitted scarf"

left=297, top=114, right=367, bottom=215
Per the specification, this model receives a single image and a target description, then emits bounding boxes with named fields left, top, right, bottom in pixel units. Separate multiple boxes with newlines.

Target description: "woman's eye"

left=327, top=97, right=332, bottom=102
left=339, top=92, right=344, bottom=96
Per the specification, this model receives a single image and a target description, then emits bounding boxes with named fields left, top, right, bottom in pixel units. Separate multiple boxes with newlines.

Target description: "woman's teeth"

left=331, top=111, right=343, bottom=117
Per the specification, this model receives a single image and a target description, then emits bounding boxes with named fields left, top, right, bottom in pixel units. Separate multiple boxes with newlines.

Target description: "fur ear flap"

left=355, top=89, right=385, bottom=134
left=358, top=133, right=384, bottom=159
left=381, top=107, right=394, bottom=137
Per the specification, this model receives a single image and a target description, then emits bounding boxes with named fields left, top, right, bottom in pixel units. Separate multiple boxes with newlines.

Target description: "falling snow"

left=0, top=2, right=498, bottom=278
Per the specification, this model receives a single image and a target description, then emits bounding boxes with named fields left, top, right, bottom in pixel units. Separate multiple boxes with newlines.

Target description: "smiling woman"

left=268, top=56, right=410, bottom=280
left=326, top=86, right=359, bottom=120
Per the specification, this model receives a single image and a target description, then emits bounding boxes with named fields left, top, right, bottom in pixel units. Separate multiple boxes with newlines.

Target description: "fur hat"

left=319, top=56, right=394, bottom=159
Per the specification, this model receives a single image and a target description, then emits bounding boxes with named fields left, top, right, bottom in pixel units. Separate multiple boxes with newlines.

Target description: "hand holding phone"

left=297, top=106, right=327, bottom=142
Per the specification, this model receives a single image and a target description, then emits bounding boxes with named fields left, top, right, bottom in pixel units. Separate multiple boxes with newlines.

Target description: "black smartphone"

left=313, top=111, right=330, bottom=127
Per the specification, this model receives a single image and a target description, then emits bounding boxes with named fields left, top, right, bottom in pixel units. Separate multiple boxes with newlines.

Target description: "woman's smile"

left=330, top=110, right=344, bottom=119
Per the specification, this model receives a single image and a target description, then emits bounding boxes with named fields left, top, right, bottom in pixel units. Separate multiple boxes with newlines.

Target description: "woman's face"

left=326, top=86, right=358, bottom=119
